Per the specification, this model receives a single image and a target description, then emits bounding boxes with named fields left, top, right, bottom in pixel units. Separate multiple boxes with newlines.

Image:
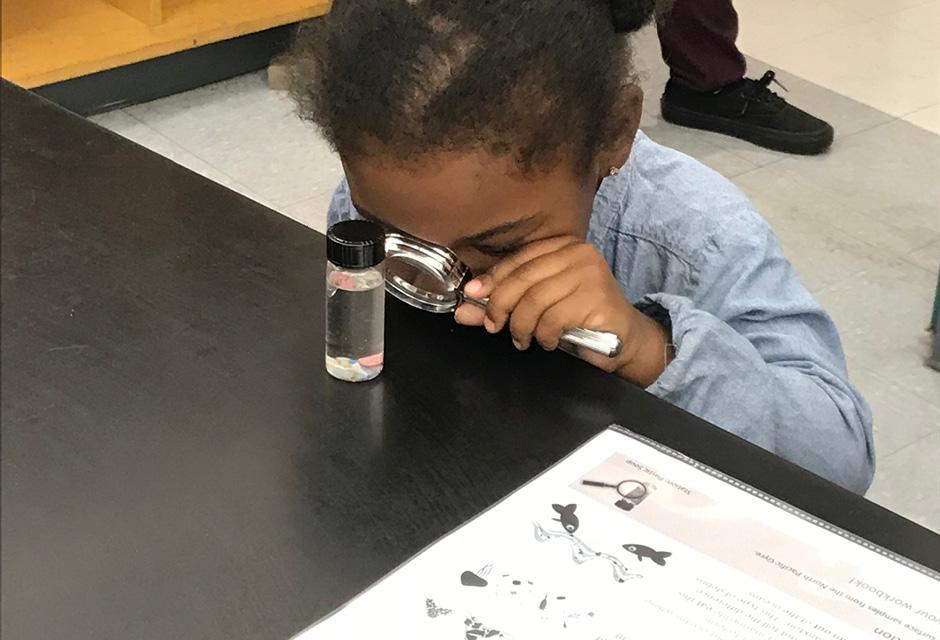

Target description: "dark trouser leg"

left=656, top=0, right=747, bottom=92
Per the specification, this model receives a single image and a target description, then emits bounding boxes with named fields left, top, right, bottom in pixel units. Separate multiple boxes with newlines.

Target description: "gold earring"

left=608, top=166, right=620, bottom=176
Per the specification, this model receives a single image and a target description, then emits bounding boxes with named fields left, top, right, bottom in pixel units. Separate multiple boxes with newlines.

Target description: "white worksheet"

left=295, top=426, right=940, bottom=640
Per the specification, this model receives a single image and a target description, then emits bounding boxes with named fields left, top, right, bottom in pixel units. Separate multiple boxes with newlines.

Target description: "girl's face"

left=342, top=86, right=643, bottom=274
left=343, top=152, right=602, bottom=275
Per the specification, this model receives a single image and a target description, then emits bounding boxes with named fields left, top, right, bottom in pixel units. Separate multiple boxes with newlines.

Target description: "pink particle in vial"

left=358, top=353, right=384, bottom=368
left=328, top=272, right=358, bottom=289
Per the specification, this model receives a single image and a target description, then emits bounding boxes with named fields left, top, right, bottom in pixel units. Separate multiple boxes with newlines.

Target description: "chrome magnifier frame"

left=384, top=232, right=623, bottom=358
left=581, top=479, right=649, bottom=499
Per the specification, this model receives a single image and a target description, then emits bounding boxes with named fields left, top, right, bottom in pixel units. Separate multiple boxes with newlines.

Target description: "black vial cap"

left=326, top=220, right=385, bottom=269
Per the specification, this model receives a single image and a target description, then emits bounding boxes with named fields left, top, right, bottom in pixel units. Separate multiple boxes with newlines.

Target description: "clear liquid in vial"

left=325, top=264, right=385, bottom=382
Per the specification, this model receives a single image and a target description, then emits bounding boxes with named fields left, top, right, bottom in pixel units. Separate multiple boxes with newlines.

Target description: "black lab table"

left=2, top=81, right=937, bottom=640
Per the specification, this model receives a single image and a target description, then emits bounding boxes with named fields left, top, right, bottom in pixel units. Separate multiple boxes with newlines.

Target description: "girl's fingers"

left=462, top=273, right=496, bottom=332
left=460, top=240, right=613, bottom=346
left=487, top=253, right=573, bottom=332
left=463, top=235, right=580, bottom=298
left=454, top=302, right=486, bottom=326
left=486, top=242, right=595, bottom=331
left=463, top=275, right=493, bottom=299
left=507, top=274, right=582, bottom=349
left=533, top=291, right=596, bottom=351
left=484, top=236, right=580, bottom=285
left=459, top=278, right=499, bottom=331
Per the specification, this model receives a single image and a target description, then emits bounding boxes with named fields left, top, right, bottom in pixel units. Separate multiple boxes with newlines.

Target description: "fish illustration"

left=552, top=503, right=579, bottom=533
left=460, top=570, right=489, bottom=588
left=623, top=544, right=671, bottom=566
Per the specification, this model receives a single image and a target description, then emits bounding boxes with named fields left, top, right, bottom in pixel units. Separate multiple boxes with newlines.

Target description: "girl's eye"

left=474, top=244, right=521, bottom=258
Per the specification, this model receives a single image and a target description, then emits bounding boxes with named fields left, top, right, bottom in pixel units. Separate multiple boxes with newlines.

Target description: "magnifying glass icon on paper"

left=384, top=232, right=623, bottom=358
left=581, top=479, right=649, bottom=511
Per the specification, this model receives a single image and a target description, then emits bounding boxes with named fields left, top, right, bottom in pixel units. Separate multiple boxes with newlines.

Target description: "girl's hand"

left=454, top=237, right=672, bottom=387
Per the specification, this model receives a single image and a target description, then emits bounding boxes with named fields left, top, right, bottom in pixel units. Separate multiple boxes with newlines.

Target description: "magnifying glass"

left=581, top=479, right=648, bottom=500
left=384, top=232, right=623, bottom=358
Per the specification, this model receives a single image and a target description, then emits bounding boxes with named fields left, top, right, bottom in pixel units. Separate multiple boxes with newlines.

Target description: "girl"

left=287, top=0, right=874, bottom=492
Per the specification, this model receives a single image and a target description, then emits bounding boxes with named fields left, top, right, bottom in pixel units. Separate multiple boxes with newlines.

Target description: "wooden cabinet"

left=1, top=0, right=330, bottom=88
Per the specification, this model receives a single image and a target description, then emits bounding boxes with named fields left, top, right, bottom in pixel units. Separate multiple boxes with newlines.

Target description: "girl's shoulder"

left=595, top=131, right=777, bottom=268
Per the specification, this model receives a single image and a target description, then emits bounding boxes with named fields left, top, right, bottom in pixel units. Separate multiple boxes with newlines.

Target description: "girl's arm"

left=641, top=218, right=874, bottom=494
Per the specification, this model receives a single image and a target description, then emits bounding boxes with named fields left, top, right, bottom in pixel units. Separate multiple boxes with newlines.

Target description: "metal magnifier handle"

left=581, top=480, right=618, bottom=489
left=462, top=295, right=623, bottom=358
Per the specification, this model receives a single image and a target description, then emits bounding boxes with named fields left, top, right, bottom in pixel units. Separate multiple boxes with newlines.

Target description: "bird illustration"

left=552, top=503, right=579, bottom=533
left=622, top=544, right=671, bottom=566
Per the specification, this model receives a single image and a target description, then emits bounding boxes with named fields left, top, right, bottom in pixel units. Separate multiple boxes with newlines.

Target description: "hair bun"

left=608, top=0, right=658, bottom=33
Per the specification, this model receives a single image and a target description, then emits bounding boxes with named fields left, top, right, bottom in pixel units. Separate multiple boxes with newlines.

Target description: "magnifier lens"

left=617, top=481, right=647, bottom=499
left=384, top=233, right=468, bottom=313
left=386, top=259, right=454, bottom=299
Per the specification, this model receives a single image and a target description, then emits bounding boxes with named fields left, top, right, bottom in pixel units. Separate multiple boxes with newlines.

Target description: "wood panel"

left=105, top=0, right=163, bottom=26
left=0, top=0, right=330, bottom=88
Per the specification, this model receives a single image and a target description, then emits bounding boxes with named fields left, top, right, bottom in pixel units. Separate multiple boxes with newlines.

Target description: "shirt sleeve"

left=638, top=214, right=875, bottom=494
left=327, top=177, right=357, bottom=228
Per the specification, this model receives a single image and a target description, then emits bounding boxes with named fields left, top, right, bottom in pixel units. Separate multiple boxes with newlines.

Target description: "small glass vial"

left=325, top=220, right=386, bottom=382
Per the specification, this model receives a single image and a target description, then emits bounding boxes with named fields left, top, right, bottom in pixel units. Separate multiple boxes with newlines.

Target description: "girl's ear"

left=598, top=84, right=644, bottom=175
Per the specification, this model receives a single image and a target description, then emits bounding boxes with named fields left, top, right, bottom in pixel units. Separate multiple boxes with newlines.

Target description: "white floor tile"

left=824, top=0, right=934, bottom=19
left=734, top=175, right=926, bottom=293
left=125, top=73, right=343, bottom=210
left=89, top=109, right=145, bottom=136
left=850, top=366, right=940, bottom=459
left=280, top=195, right=332, bottom=234
left=903, top=103, right=940, bottom=135
left=90, top=109, right=278, bottom=210
left=905, top=240, right=940, bottom=273
left=816, top=259, right=940, bottom=407
left=756, top=21, right=940, bottom=117
left=734, top=0, right=864, bottom=57
left=751, top=120, right=940, bottom=242
left=866, top=431, right=940, bottom=533
left=89, top=110, right=181, bottom=164
left=817, top=119, right=940, bottom=236
left=90, top=110, right=238, bottom=188
left=732, top=120, right=940, bottom=296
left=884, top=1, right=940, bottom=45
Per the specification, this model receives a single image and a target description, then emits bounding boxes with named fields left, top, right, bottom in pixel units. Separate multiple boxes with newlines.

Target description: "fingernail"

left=465, top=279, right=482, bottom=296
left=512, top=339, right=524, bottom=350
left=484, top=317, right=497, bottom=333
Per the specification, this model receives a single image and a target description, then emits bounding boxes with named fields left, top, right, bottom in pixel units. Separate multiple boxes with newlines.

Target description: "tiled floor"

left=735, top=0, right=940, bottom=125
left=89, top=14, right=940, bottom=531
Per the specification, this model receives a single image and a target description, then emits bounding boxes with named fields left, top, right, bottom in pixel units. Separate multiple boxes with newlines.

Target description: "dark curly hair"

left=288, top=0, right=661, bottom=176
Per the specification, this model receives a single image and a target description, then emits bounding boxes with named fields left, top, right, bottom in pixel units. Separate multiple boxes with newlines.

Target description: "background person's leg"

left=655, top=0, right=834, bottom=155
left=657, top=0, right=746, bottom=92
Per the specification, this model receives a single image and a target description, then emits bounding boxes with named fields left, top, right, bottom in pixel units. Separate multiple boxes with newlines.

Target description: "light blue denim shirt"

left=328, top=131, right=875, bottom=493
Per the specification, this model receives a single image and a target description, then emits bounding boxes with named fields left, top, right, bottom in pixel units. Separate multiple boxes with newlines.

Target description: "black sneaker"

left=661, top=70, right=834, bottom=155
